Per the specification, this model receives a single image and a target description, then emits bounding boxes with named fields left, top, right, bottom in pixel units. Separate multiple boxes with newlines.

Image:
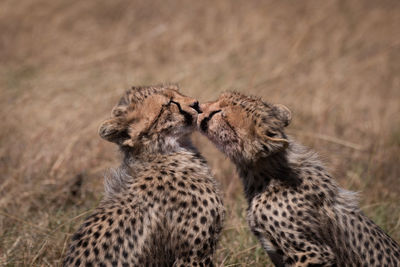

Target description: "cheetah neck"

left=120, top=134, right=197, bottom=162
left=235, top=141, right=321, bottom=203
left=236, top=151, right=293, bottom=202
left=104, top=136, right=206, bottom=200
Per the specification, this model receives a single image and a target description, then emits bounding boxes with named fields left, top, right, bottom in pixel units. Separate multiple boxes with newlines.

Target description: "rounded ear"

left=98, top=118, right=129, bottom=144
left=274, top=104, right=292, bottom=127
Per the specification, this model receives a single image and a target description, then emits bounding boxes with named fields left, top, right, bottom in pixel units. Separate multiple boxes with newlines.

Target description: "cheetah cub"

left=64, top=85, right=224, bottom=267
left=198, top=91, right=400, bottom=266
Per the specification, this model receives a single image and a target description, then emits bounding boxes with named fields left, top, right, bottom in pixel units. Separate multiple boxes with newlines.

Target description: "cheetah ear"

left=98, top=118, right=130, bottom=145
left=274, top=104, right=292, bottom=127
left=99, top=111, right=152, bottom=147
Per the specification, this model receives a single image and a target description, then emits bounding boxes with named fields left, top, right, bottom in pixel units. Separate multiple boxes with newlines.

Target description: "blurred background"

left=0, top=0, right=399, bottom=266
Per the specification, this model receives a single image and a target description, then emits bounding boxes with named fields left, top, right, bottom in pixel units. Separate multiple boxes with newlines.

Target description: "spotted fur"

left=64, top=85, right=224, bottom=267
left=198, top=91, right=400, bottom=266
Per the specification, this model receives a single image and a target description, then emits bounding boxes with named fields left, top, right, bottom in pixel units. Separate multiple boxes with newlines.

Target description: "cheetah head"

left=99, top=85, right=201, bottom=152
left=197, top=91, right=291, bottom=164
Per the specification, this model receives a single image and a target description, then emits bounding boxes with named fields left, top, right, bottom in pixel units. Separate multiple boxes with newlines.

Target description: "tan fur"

left=64, top=85, right=224, bottom=267
left=198, top=91, right=400, bottom=266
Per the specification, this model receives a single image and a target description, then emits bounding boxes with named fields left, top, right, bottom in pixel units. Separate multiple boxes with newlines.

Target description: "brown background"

left=1, top=0, right=399, bottom=266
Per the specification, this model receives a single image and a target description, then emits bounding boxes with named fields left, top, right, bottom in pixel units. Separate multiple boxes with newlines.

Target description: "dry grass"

left=1, top=0, right=399, bottom=266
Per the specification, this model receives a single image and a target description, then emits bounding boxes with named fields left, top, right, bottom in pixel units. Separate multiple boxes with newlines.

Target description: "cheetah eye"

left=166, top=98, right=181, bottom=110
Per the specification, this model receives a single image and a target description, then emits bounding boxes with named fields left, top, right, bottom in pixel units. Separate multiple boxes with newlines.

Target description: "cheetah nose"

left=199, top=109, right=221, bottom=132
left=190, top=101, right=202, bottom=114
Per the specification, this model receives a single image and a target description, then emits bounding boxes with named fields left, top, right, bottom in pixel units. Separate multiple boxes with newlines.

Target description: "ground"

left=0, top=0, right=399, bottom=266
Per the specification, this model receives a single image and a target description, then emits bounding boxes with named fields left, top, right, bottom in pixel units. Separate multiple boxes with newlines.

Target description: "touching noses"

left=198, top=102, right=222, bottom=132
left=189, top=101, right=202, bottom=114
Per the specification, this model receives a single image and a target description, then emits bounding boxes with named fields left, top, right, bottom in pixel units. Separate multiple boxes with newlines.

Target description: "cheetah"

left=63, top=85, right=225, bottom=267
left=197, top=91, right=400, bottom=266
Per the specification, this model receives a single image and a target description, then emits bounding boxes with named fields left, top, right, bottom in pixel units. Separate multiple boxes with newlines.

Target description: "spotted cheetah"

left=63, top=85, right=224, bottom=267
left=197, top=91, right=400, bottom=266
